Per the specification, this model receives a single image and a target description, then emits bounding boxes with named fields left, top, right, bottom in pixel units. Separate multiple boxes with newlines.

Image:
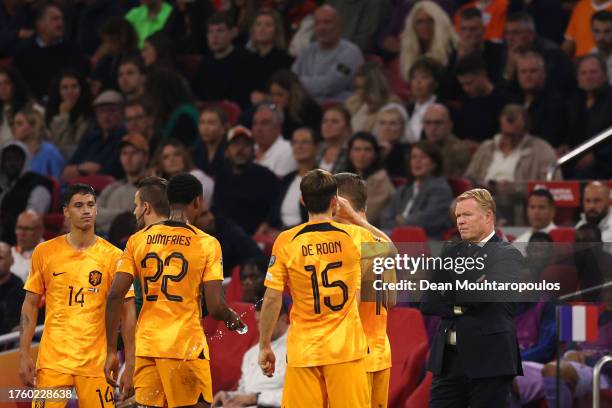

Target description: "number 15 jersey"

left=117, top=221, right=223, bottom=361
left=265, top=220, right=375, bottom=367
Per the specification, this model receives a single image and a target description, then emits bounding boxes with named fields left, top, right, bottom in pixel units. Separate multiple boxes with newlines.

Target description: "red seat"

left=320, top=100, right=341, bottom=111
left=549, top=227, right=576, bottom=243
left=224, top=266, right=243, bottom=303
left=176, top=54, right=203, bottom=80
left=252, top=233, right=275, bottom=256
left=364, top=54, right=384, bottom=66
left=404, top=372, right=432, bottom=408
left=441, top=227, right=459, bottom=241
left=554, top=207, right=577, bottom=226
left=391, top=176, right=408, bottom=188
left=199, top=100, right=242, bottom=125
left=447, top=177, right=473, bottom=197
left=387, top=308, right=429, bottom=407
left=390, top=226, right=431, bottom=256
left=68, top=174, right=115, bottom=193
left=0, top=57, right=12, bottom=68
left=386, top=57, right=411, bottom=102
left=43, top=213, right=65, bottom=239
left=542, top=265, right=578, bottom=295
left=48, top=176, right=62, bottom=213
left=204, top=302, right=260, bottom=394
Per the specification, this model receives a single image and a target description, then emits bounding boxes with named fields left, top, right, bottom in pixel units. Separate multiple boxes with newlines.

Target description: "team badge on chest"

left=89, top=270, right=103, bottom=286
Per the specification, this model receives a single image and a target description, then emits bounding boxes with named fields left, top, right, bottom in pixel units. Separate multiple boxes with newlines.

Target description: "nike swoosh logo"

left=52, top=272, right=67, bottom=276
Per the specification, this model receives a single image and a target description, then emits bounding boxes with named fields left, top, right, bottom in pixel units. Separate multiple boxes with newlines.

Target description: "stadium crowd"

left=0, top=0, right=611, bottom=407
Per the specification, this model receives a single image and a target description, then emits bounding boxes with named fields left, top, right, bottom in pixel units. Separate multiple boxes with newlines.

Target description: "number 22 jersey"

left=117, top=221, right=223, bottom=361
left=24, top=235, right=124, bottom=376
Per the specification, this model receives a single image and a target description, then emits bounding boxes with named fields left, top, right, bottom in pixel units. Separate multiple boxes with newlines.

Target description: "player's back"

left=266, top=220, right=369, bottom=367
left=122, top=220, right=223, bottom=360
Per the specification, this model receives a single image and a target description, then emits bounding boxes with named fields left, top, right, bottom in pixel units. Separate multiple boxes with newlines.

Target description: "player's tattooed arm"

left=19, top=292, right=41, bottom=386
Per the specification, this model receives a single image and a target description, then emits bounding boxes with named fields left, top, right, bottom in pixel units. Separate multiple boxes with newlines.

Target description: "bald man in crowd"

left=422, top=104, right=471, bottom=178
left=576, top=182, right=612, bottom=251
left=11, top=210, right=44, bottom=282
left=292, top=5, right=364, bottom=102
left=0, top=241, right=25, bottom=334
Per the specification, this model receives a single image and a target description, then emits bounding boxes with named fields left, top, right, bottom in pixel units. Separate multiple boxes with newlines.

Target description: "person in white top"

left=11, top=210, right=44, bottom=282
left=252, top=104, right=297, bottom=177
left=211, top=300, right=289, bottom=408
left=515, top=189, right=557, bottom=242
left=575, top=182, right=612, bottom=252
left=406, top=57, right=441, bottom=142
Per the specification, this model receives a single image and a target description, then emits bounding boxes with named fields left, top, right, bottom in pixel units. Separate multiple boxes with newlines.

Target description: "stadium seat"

left=224, top=266, right=243, bottom=303
left=387, top=308, right=429, bottom=407
left=320, top=100, right=341, bottom=111
left=404, top=372, right=432, bottom=408
left=364, top=54, right=384, bottom=66
left=204, top=302, right=259, bottom=394
left=0, top=57, right=12, bottom=68
left=441, top=227, right=459, bottom=242
left=391, top=176, right=409, bottom=188
left=385, top=57, right=411, bottom=102
left=48, top=176, right=62, bottom=213
left=199, top=100, right=242, bottom=125
left=67, top=174, right=115, bottom=193
left=390, top=226, right=431, bottom=256
left=176, top=54, right=203, bottom=80
left=43, top=213, right=65, bottom=240
left=447, top=177, right=474, bottom=197
left=252, top=232, right=275, bottom=256
left=553, top=207, right=577, bottom=226
left=542, top=265, right=578, bottom=295
left=549, top=227, right=576, bottom=243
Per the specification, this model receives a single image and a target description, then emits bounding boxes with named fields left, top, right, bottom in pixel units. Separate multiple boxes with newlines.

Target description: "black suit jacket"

left=420, top=234, right=524, bottom=379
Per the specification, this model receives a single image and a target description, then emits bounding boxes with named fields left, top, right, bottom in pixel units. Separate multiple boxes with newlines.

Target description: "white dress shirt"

left=256, top=136, right=297, bottom=177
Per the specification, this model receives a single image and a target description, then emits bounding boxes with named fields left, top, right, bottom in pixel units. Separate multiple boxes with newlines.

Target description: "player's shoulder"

left=34, top=235, right=65, bottom=254
left=95, top=235, right=122, bottom=255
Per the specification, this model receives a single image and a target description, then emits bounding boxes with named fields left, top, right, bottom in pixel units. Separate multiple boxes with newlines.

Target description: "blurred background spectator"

left=192, top=106, right=230, bottom=178
left=0, top=241, right=24, bottom=335
left=252, top=103, right=297, bottom=177
left=373, top=103, right=411, bottom=178
left=381, top=141, right=452, bottom=238
left=125, top=0, right=173, bottom=48
left=317, top=106, right=351, bottom=173
left=11, top=210, right=44, bottom=283
left=514, top=188, right=557, bottom=242
left=345, top=132, right=395, bottom=226
left=0, top=67, right=42, bottom=145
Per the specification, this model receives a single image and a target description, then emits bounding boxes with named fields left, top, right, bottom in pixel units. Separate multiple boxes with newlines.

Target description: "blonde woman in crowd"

left=373, top=103, right=412, bottom=178
left=345, top=62, right=399, bottom=133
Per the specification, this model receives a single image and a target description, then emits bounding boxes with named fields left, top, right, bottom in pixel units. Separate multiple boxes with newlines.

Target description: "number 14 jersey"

left=265, top=220, right=377, bottom=367
left=118, top=221, right=223, bottom=361
left=24, top=235, right=124, bottom=376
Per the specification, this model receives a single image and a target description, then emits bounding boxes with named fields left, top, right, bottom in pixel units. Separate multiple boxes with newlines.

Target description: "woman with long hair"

left=141, top=31, right=176, bottom=71
left=144, top=68, right=198, bottom=146
left=0, top=67, right=39, bottom=144
left=192, top=106, right=230, bottom=178
left=12, top=108, right=65, bottom=179
left=267, top=69, right=321, bottom=138
left=245, top=8, right=293, bottom=105
left=228, top=0, right=261, bottom=46
left=346, top=132, right=395, bottom=226
left=399, top=1, right=457, bottom=81
left=45, top=69, right=93, bottom=159
left=345, top=62, right=399, bottom=133
left=317, top=106, right=351, bottom=173
left=381, top=141, right=453, bottom=238
left=406, top=57, right=442, bottom=141
left=150, top=138, right=214, bottom=205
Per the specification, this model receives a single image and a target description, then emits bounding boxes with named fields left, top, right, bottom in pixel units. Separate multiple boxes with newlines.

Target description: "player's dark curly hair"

left=167, top=173, right=203, bottom=206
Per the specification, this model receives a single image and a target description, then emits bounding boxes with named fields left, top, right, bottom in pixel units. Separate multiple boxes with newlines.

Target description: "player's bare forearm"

left=106, top=272, right=133, bottom=353
left=258, top=288, right=282, bottom=348
left=120, top=298, right=136, bottom=366
left=203, top=280, right=233, bottom=322
left=19, top=292, right=40, bottom=354
left=383, top=267, right=398, bottom=309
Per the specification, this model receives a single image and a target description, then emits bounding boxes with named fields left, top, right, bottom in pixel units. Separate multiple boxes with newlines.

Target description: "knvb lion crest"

left=89, top=270, right=103, bottom=286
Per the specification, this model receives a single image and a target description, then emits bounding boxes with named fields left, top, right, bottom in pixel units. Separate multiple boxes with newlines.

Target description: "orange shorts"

left=282, top=359, right=370, bottom=408
left=33, top=368, right=113, bottom=408
left=134, top=355, right=212, bottom=407
left=367, top=368, right=391, bottom=408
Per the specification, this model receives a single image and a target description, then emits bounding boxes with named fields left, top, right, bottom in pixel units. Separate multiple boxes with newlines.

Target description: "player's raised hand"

left=212, top=391, right=230, bottom=407
left=335, top=196, right=364, bottom=225
left=258, top=346, right=276, bottom=377
left=104, top=351, right=119, bottom=387
left=19, top=353, right=36, bottom=387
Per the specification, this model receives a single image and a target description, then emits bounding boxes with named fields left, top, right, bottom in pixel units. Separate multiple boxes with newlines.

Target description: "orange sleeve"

left=264, top=233, right=288, bottom=292
left=564, top=2, right=581, bottom=41
left=202, top=236, right=223, bottom=282
left=24, top=245, right=45, bottom=295
left=117, top=235, right=138, bottom=278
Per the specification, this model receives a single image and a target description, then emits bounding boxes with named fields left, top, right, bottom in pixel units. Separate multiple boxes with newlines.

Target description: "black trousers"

left=429, top=345, right=512, bottom=408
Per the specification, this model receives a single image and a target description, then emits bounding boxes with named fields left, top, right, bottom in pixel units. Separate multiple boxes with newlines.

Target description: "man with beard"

left=575, top=181, right=612, bottom=253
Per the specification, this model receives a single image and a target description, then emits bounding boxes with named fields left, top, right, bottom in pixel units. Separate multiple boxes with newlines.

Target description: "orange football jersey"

left=24, top=235, right=124, bottom=376
left=265, top=220, right=381, bottom=367
left=117, top=221, right=223, bottom=360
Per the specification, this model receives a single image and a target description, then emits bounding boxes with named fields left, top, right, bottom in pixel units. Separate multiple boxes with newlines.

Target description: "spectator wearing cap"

left=514, top=189, right=557, bottom=242
left=252, top=104, right=297, bottom=178
left=125, top=0, right=173, bottom=48
left=292, top=5, right=364, bottom=103
left=62, top=90, right=127, bottom=181
left=212, top=126, right=280, bottom=235
left=12, top=4, right=88, bottom=100
left=96, top=133, right=150, bottom=235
